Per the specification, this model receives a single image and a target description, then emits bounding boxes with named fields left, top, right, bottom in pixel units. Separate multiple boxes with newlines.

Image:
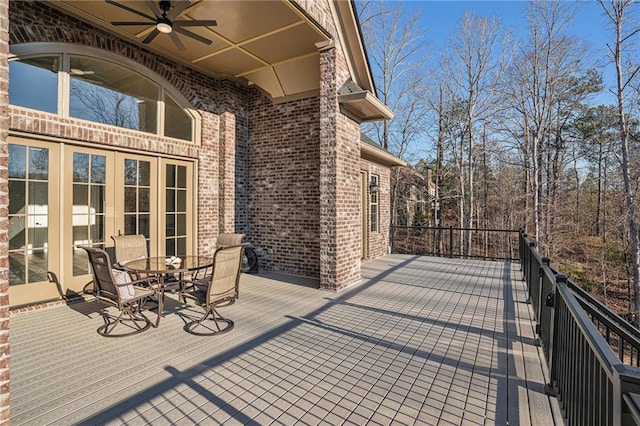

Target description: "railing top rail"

left=393, top=226, right=520, bottom=233
left=574, top=294, right=640, bottom=349
left=567, top=278, right=640, bottom=340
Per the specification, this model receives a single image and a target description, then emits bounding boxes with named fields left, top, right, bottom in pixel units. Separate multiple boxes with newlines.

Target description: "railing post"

left=449, top=226, right=453, bottom=258
left=520, top=232, right=529, bottom=281
left=519, top=229, right=525, bottom=272
left=533, top=257, right=550, bottom=345
left=527, top=241, right=536, bottom=290
left=546, top=273, right=566, bottom=396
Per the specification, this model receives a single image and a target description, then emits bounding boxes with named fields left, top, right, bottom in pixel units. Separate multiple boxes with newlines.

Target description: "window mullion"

left=158, top=88, right=165, bottom=137
left=59, top=54, right=69, bottom=117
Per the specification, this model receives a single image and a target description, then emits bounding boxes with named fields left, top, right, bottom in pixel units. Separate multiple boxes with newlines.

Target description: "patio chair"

left=181, top=244, right=245, bottom=336
left=111, top=234, right=148, bottom=279
left=78, top=245, right=161, bottom=337
left=216, top=232, right=244, bottom=247
left=181, top=233, right=246, bottom=299
left=111, top=233, right=169, bottom=303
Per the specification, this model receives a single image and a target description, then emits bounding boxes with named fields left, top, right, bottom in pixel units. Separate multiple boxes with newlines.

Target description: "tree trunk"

left=606, top=0, right=640, bottom=326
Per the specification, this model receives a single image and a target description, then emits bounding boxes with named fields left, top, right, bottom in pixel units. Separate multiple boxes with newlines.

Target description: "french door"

left=8, top=139, right=61, bottom=306
left=8, top=136, right=194, bottom=306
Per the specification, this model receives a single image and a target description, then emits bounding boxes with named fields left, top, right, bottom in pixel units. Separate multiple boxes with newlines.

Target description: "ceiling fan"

left=106, top=0, right=217, bottom=51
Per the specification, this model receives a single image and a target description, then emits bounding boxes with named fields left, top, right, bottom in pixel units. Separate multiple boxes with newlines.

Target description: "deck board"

left=10, top=255, right=561, bottom=425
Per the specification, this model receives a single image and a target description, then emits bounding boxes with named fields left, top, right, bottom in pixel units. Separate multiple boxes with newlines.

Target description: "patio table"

left=122, top=256, right=213, bottom=326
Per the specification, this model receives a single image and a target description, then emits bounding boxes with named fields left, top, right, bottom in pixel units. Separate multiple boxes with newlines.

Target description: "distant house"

left=392, top=166, right=437, bottom=228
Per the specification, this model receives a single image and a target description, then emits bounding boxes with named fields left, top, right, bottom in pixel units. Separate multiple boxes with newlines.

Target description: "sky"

left=409, top=1, right=610, bottom=49
left=402, top=0, right=617, bottom=103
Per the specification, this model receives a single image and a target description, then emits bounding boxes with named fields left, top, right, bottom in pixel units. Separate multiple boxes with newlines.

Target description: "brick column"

left=319, top=47, right=337, bottom=290
left=217, top=81, right=249, bottom=240
left=196, top=112, right=220, bottom=257
left=0, top=0, right=10, bottom=421
left=219, top=110, right=236, bottom=234
left=319, top=47, right=362, bottom=291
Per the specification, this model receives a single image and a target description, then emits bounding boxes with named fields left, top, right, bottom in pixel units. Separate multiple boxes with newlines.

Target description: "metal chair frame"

left=79, top=245, right=161, bottom=337
left=181, top=243, right=246, bottom=336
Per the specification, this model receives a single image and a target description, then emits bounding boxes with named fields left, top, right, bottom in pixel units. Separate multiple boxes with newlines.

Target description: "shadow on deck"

left=9, top=255, right=561, bottom=425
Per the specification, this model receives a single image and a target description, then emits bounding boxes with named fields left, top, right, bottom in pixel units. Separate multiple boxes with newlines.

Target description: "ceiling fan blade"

left=142, top=28, right=161, bottom=44
left=173, top=20, right=217, bottom=27
left=174, top=26, right=212, bottom=45
left=166, top=0, right=192, bottom=21
left=105, top=0, right=156, bottom=21
left=169, top=32, right=186, bottom=51
left=111, top=21, right=154, bottom=26
left=144, top=0, right=162, bottom=17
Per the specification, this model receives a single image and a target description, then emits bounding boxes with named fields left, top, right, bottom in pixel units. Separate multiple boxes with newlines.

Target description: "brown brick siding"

left=319, top=46, right=363, bottom=290
left=0, top=0, right=9, bottom=420
left=248, top=91, right=321, bottom=277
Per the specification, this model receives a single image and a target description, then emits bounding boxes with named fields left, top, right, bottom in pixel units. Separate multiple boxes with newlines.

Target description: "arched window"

left=9, top=44, right=199, bottom=142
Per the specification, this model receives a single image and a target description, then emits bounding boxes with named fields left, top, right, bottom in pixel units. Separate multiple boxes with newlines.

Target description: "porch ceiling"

left=52, top=0, right=331, bottom=102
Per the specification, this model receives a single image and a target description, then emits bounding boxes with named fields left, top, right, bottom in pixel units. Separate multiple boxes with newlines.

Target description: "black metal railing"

left=392, top=226, right=519, bottom=261
left=520, top=230, right=640, bottom=425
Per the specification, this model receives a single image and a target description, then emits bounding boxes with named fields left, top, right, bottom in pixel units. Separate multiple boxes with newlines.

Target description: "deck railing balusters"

left=519, top=230, right=640, bottom=425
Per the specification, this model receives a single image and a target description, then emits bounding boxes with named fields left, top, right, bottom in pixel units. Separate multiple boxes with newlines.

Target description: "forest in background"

left=357, top=1, right=640, bottom=322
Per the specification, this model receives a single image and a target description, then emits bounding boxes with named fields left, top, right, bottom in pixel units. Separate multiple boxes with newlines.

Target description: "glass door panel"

left=161, top=160, right=193, bottom=257
left=116, top=153, right=158, bottom=257
left=63, top=147, right=116, bottom=293
left=7, top=138, right=60, bottom=306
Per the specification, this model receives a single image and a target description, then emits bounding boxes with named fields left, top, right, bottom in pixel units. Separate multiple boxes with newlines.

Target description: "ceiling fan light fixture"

left=156, top=21, right=172, bottom=34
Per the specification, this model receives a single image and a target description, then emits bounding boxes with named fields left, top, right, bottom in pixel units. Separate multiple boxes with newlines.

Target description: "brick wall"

left=248, top=91, right=321, bottom=277
left=361, top=160, right=391, bottom=260
left=0, top=0, right=9, bottom=420
left=334, top=113, right=362, bottom=289
left=319, top=44, right=363, bottom=291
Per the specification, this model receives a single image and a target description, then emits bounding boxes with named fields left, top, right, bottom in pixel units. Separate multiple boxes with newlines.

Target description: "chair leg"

left=155, top=290, right=164, bottom=328
left=97, top=306, right=151, bottom=337
left=185, top=306, right=234, bottom=336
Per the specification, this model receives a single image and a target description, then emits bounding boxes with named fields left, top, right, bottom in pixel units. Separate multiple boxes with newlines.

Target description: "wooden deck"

left=9, top=255, right=562, bottom=425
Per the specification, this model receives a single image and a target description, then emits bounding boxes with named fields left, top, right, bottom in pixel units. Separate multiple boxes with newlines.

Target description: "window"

left=9, top=56, right=59, bottom=113
left=70, top=56, right=158, bottom=133
left=124, top=159, right=152, bottom=237
left=370, top=175, right=379, bottom=233
left=9, top=46, right=197, bottom=142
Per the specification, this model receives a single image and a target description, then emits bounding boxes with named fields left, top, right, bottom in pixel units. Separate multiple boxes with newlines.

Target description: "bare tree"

left=599, top=0, right=640, bottom=326
left=70, top=78, right=149, bottom=131
left=501, top=1, right=586, bottom=250
left=439, top=10, right=505, bottom=255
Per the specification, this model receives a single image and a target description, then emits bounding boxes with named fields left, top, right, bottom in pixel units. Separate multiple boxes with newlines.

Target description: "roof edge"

left=332, top=0, right=374, bottom=93
left=360, top=139, right=406, bottom=167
